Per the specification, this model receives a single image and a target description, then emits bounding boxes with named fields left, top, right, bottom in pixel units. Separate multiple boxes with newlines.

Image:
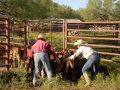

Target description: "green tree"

left=102, top=0, right=114, bottom=21
left=79, top=0, right=116, bottom=21
left=48, top=2, right=82, bottom=19
left=0, top=0, right=82, bottom=20
left=79, top=0, right=102, bottom=21
left=112, top=0, right=120, bottom=20
left=47, top=2, right=60, bottom=18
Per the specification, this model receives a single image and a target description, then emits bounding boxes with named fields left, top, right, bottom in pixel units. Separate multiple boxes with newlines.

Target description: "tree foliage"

left=0, top=0, right=82, bottom=20
left=112, top=0, right=120, bottom=20
left=0, top=0, right=120, bottom=21
left=79, top=0, right=120, bottom=21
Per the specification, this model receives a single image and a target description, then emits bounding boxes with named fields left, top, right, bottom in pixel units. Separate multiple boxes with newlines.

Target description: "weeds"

left=0, top=67, right=120, bottom=90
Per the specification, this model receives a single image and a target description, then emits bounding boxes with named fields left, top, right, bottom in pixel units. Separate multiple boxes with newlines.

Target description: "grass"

left=0, top=60, right=120, bottom=90
left=0, top=32, right=120, bottom=89
left=28, top=32, right=64, bottom=51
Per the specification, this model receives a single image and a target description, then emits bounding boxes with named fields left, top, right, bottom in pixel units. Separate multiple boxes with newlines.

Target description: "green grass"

left=0, top=61, right=120, bottom=90
left=28, top=32, right=64, bottom=51
left=1, top=32, right=120, bottom=89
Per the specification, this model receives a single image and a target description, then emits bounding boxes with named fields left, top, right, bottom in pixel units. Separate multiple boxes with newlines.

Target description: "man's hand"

left=56, top=58, right=61, bottom=64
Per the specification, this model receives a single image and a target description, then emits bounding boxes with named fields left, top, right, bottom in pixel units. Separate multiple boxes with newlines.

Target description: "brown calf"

left=26, top=51, right=67, bottom=81
left=9, top=47, right=20, bottom=68
left=61, top=48, right=83, bottom=82
left=18, top=45, right=31, bottom=68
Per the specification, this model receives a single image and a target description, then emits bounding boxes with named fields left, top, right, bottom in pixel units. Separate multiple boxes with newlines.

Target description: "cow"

left=49, top=52, right=67, bottom=76
left=9, top=46, right=20, bottom=68
left=60, top=48, right=75, bottom=80
left=18, top=45, right=31, bottom=68
left=0, top=46, right=21, bottom=68
left=26, top=49, right=67, bottom=81
left=60, top=48, right=83, bottom=82
left=71, top=56, right=83, bottom=82
left=26, top=57, right=34, bottom=81
left=26, top=48, right=83, bottom=82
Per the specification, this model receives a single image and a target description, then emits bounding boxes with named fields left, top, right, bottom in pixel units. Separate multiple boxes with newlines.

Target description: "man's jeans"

left=33, top=52, right=52, bottom=86
left=82, top=53, right=100, bottom=74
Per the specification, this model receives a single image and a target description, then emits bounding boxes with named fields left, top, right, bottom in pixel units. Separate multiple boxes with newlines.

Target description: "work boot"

left=83, top=73, right=91, bottom=86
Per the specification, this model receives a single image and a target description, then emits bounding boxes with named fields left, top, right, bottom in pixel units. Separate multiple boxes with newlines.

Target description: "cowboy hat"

left=37, top=34, right=46, bottom=40
left=74, top=39, right=87, bottom=45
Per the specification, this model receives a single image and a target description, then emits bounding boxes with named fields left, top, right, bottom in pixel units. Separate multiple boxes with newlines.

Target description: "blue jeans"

left=33, top=52, right=52, bottom=86
left=82, top=53, right=100, bottom=74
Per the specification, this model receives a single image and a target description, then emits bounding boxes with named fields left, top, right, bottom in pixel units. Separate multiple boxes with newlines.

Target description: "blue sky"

left=52, top=0, right=88, bottom=10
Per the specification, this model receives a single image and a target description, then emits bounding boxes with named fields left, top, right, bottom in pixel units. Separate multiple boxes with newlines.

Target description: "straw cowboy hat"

left=74, top=39, right=87, bottom=45
left=37, top=34, right=46, bottom=40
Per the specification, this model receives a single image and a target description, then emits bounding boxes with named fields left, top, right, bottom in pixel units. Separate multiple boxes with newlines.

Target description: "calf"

left=71, top=56, right=83, bottom=82
left=26, top=51, right=67, bottom=81
left=26, top=57, right=34, bottom=81
left=49, top=52, right=67, bottom=76
left=61, top=48, right=83, bottom=82
left=19, top=46, right=30, bottom=68
left=60, top=48, right=74, bottom=80
left=26, top=48, right=83, bottom=82
left=9, top=46, right=20, bottom=68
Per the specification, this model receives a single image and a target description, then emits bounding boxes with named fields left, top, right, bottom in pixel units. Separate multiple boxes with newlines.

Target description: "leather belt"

left=88, top=52, right=97, bottom=59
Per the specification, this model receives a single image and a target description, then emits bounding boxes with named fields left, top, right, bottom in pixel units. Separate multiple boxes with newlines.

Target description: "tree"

left=112, top=0, right=120, bottom=21
left=79, top=0, right=103, bottom=21
left=79, top=0, right=116, bottom=21
left=0, top=0, right=82, bottom=20
left=102, top=0, right=114, bottom=21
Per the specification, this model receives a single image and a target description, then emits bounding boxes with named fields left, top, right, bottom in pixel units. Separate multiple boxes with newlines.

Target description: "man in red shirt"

left=28, top=34, right=60, bottom=86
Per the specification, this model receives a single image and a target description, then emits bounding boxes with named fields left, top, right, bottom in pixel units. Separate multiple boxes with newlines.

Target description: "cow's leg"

left=17, top=55, right=20, bottom=68
left=41, top=69, right=45, bottom=78
left=12, top=58, right=16, bottom=68
left=10, top=58, right=13, bottom=68
left=20, top=59, right=23, bottom=68
left=40, top=63, right=46, bottom=78
left=18, top=58, right=21, bottom=68
left=19, top=58, right=25, bottom=68
left=21, top=58, right=27, bottom=68
left=26, top=60, right=34, bottom=81
left=25, top=60, right=28, bottom=68
left=65, top=62, right=70, bottom=79
left=24, top=59, right=26, bottom=67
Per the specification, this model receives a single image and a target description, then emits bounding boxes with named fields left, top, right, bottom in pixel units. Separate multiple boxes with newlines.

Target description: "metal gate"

left=27, top=19, right=65, bottom=50
left=0, top=15, right=12, bottom=71
left=65, top=21, right=120, bottom=62
left=0, top=15, right=27, bottom=71
left=13, top=20, right=27, bottom=47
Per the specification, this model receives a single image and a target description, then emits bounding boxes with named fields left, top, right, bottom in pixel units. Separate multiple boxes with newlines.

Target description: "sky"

left=52, top=0, right=88, bottom=10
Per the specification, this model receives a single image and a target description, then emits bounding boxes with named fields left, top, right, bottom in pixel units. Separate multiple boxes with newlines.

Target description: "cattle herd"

left=26, top=48, right=83, bottom=82
left=0, top=46, right=83, bottom=82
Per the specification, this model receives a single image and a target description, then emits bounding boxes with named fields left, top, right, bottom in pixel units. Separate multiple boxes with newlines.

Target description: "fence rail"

left=65, top=21, right=120, bottom=62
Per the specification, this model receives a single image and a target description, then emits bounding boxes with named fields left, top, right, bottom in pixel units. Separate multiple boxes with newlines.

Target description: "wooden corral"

left=65, top=21, right=120, bottom=63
